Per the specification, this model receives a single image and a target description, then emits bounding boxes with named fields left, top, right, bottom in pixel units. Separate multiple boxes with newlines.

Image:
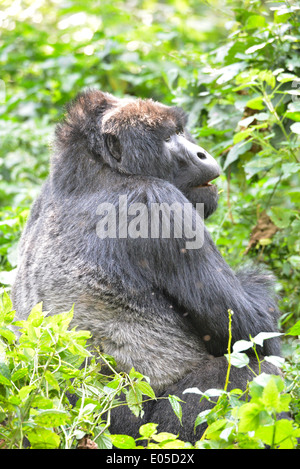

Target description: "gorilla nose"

left=194, top=146, right=221, bottom=184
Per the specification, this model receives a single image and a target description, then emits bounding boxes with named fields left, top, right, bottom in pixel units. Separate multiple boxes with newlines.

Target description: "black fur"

left=12, top=90, right=281, bottom=443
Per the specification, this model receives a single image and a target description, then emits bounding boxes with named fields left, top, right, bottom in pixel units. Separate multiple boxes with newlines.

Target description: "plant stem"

left=224, top=309, right=233, bottom=392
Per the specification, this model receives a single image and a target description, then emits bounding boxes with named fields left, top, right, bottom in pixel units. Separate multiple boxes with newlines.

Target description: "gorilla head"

left=55, top=90, right=220, bottom=218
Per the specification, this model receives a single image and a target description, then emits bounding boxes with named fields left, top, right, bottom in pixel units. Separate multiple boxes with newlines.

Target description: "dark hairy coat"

left=12, top=90, right=281, bottom=442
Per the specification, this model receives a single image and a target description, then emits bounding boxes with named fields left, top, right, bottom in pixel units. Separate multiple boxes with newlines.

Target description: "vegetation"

left=0, top=0, right=299, bottom=449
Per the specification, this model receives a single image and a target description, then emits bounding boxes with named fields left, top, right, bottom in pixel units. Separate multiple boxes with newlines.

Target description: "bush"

left=0, top=295, right=299, bottom=449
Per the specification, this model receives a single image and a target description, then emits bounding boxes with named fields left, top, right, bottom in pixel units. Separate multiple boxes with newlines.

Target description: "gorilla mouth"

left=194, top=176, right=219, bottom=188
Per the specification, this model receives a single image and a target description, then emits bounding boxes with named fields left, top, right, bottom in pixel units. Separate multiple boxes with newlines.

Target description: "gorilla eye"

left=165, top=136, right=172, bottom=142
left=176, top=128, right=184, bottom=135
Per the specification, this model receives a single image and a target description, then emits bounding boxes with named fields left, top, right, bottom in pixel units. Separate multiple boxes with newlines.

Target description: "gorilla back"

left=12, top=90, right=281, bottom=441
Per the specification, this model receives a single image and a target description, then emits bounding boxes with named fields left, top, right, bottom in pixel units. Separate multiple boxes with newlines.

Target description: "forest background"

left=0, top=0, right=299, bottom=449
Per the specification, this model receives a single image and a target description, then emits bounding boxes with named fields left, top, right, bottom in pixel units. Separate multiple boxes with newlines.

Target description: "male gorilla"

left=12, top=90, right=280, bottom=442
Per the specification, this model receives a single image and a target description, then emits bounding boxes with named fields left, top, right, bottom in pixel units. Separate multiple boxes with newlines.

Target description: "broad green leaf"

left=255, top=419, right=298, bottom=449
left=223, top=141, right=252, bottom=170
left=152, top=431, right=178, bottom=442
left=262, top=378, right=280, bottom=411
left=246, top=96, right=265, bottom=110
left=270, top=207, right=294, bottom=229
left=245, top=15, right=266, bottom=29
left=11, top=367, right=28, bottom=382
left=259, top=71, right=276, bottom=88
left=0, top=326, right=16, bottom=344
left=285, top=111, right=300, bottom=121
left=205, top=419, right=227, bottom=438
left=34, top=409, right=70, bottom=427
left=26, top=427, right=60, bottom=449
left=238, top=403, right=263, bottom=432
left=233, top=339, right=253, bottom=352
left=27, top=303, right=45, bottom=327
left=18, top=385, right=36, bottom=400
left=195, top=408, right=211, bottom=425
left=290, top=122, right=300, bottom=134
left=160, top=439, right=186, bottom=449
left=225, top=351, right=249, bottom=368
left=0, top=362, right=11, bottom=384
left=126, top=387, right=143, bottom=417
left=1, top=291, right=13, bottom=314
left=238, top=115, right=256, bottom=128
left=264, top=355, right=285, bottom=368
left=252, top=331, right=283, bottom=346
left=109, top=434, right=136, bottom=449
left=44, top=370, right=60, bottom=391
left=139, top=423, right=158, bottom=438
left=282, top=162, right=300, bottom=178
left=287, top=319, right=300, bottom=336
left=277, top=73, right=299, bottom=83
left=0, top=373, right=11, bottom=387
left=136, top=381, right=156, bottom=399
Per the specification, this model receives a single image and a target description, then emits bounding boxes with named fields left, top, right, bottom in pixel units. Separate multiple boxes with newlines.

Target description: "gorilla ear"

left=105, top=133, right=122, bottom=161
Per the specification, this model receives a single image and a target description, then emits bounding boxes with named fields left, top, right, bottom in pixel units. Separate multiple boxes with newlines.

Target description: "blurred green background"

left=0, top=0, right=299, bottom=330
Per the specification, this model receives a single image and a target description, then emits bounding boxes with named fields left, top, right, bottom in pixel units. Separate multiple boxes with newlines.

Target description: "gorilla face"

left=102, top=98, right=221, bottom=219
left=55, top=91, right=221, bottom=218
left=163, top=129, right=220, bottom=219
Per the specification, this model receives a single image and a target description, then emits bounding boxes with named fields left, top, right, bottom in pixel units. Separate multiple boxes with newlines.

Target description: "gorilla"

left=12, top=89, right=281, bottom=442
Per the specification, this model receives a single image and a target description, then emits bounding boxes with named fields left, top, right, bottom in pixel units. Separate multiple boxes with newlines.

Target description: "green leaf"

left=109, top=434, right=136, bottom=449
left=246, top=96, right=265, bottom=110
left=282, top=162, right=300, bottom=178
left=0, top=362, right=11, bottom=386
left=233, top=339, right=253, bottom=352
left=139, top=423, right=158, bottom=438
left=11, top=367, right=28, bottom=382
left=270, top=207, right=294, bottom=229
left=0, top=373, right=11, bottom=387
left=34, top=409, right=70, bottom=427
left=205, top=419, right=227, bottom=438
left=18, top=385, right=36, bottom=400
left=238, top=403, right=263, bottom=432
left=277, top=73, right=299, bottom=83
left=136, top=381, right=156, bottom=399
left=252, top=331, right=283, bottom=346
left=290, top=122, right=300, bottom=134
left=126, top=387, right=143, bottom=417
left=26, top=427, right=60, bottom=449
left=223, top=141, right=252, bottom=170
left=245, top=43, right=267, bottom=54
left=245, top=15, right=266, bottom=30
left=44, top=370, right=60, bottom=391
left=27, top=302, right=45, bottom=327
left=262, top=377, right=280, bottom=411
left=264, top=355, right=285, bottom=368
left=225, top=351, right=249, bottom=368
left=1, top=291, right=13, bottom=315
left=152, top=431, right=178, bottom=442
left=287, top=319, right=300, bottom=336
left=0, top=326, right=16, bottom=344
left=168, top=395, right=183, bottom=425
left=255, top=420, right=298, bottom=449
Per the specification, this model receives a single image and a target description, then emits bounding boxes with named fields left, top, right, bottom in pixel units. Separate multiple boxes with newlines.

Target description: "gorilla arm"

left=125, top=182, right=280, bottom=358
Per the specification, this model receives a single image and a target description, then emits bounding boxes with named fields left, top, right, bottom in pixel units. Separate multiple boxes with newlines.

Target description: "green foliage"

left=0, top=293, right=156, bottom=449
left=0, top=293, right=299, bottom=449
left=0, top=0, right=299, bottom=449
